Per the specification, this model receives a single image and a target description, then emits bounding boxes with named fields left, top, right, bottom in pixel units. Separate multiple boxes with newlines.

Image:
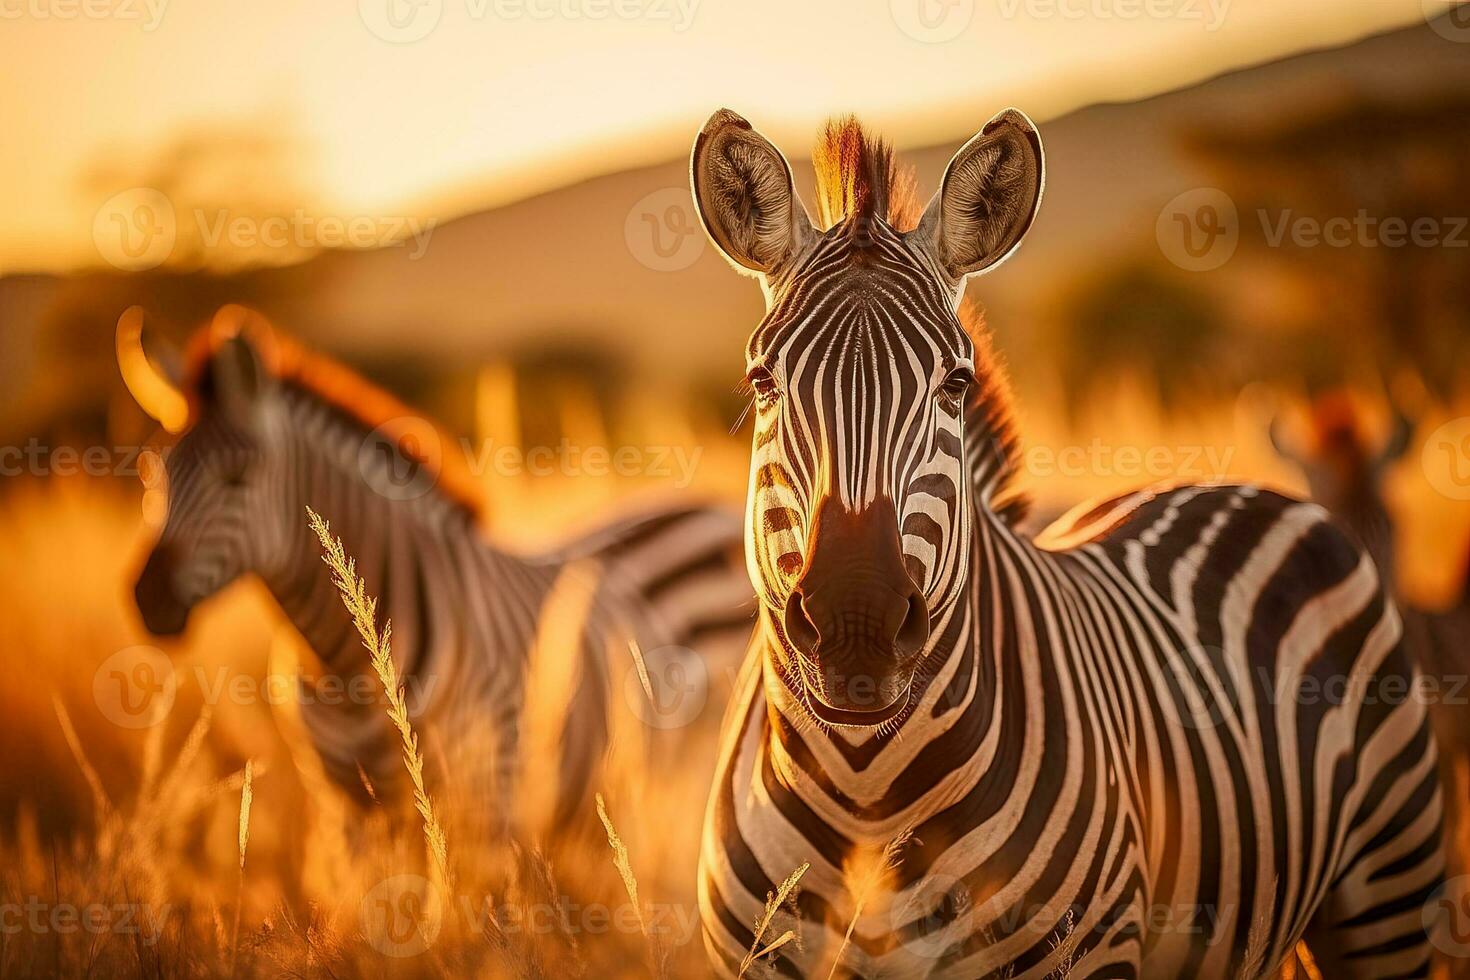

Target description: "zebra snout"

left=786, top=497, right=931, bottom=655
left=782, top=579, right=928, bottom=725
left=134, top=548, right=190, bottom=636
left=782, top=581, right=928, bottom=661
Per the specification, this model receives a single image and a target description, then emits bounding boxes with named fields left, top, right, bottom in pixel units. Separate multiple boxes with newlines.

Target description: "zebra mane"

left=181, top=321, right=483, bottom=515
left=959, top=299, right=1029, bottom=525
left=812, top=117, right=923, bottom=232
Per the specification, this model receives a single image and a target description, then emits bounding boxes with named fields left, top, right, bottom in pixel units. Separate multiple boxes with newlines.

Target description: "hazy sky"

left=0, top=0, right=1449, bottom=273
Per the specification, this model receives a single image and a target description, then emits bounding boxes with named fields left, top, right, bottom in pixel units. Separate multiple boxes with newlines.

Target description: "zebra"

left=1272, top=392, right=1470, bottom=903
left=688, top=109, right=1445, bottom=977
left=120, top=305, right=754, bottom=838
left=1268, top=395, right=1414, bottom=596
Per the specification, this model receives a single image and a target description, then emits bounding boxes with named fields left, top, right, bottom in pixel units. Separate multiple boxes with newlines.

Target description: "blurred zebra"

left=1268, top=392, right=1470, bottom=626
left=689, top=109, right=1443, bottom=977
left=120, top=306, right=753, bottom=836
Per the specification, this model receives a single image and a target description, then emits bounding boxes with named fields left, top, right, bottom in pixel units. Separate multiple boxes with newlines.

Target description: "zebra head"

left=1270, top=393, right=1412, bottom=589
left=691, top=109, right=1043, bottom=727
left=123, top=310, right=291, bottom=635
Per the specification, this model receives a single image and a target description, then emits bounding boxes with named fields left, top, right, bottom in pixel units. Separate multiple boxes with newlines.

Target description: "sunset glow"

left=0, top=0, right=1442, bottom=273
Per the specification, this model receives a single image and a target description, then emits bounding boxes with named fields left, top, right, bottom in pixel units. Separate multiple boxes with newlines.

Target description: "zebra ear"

left=691, top=109, right=816, bottom=280
left=917, top=108, right=1044, bottom=286
left=208, top=333, right=269, bottom=427
left=116, top=306, right=189, bottom=433
left=1376, top=409, right=1413, bottom=471
left=206, top=305, right=282, bottom=427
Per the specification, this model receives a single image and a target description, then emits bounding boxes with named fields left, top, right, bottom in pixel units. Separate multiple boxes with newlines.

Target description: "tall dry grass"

left=307, top=507, right=451, bottom=887
left=0, top=475, right=723, bottom=977
left=3, top=461, right=1466, bottom=978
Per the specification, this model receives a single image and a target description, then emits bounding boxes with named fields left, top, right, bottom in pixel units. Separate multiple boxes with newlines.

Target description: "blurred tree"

left=1053, top=263, right=1231, bottom=415
left=1189, top=96, right=1470, bottom=397
left=81, top=116, right=322, bottom=273
left=1, top=118, right=323, bottom=447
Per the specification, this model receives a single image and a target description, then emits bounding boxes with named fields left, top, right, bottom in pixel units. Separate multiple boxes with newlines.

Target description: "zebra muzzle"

left=782, top=584, right=928, bottom=726
left=134, top=547, right=192, bottom=636
left=782, top=496, right=930, bottom=726
left=795, top=650, right=913, bottom=727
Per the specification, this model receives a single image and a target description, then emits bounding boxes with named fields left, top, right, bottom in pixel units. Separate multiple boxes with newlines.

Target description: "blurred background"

left=2, top=1, right=1469, bottom=974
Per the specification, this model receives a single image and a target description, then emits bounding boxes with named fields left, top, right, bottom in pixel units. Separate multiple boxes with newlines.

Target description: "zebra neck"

left=258, top=389, right=515, bottom=682
left=758, top=502, right=1047, bottom=826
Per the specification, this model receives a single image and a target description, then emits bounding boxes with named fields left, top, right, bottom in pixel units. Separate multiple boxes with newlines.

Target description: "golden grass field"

left=2, top=384, right=1467, bottom=978
left=0, top=474, right=738, bottom=977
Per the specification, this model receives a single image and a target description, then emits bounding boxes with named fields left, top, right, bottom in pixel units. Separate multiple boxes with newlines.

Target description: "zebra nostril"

left=783, top=589, right=821, bottom=655
left=895, top=591, right=929, bottom=657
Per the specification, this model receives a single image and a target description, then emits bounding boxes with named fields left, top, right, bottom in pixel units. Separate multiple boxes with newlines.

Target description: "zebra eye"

left=747, top=367, right=780, bottom=406
left=940, top=368, right=974, bottom=401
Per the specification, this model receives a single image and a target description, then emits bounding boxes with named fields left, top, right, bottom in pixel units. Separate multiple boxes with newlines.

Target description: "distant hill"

left=4, top=15, right=1467, bottom=444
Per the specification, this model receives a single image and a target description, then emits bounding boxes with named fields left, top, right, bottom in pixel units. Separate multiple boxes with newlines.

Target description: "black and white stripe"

left=133, top=326, right=753, bottom=836
left=691, top=109, right=1444, bottom=978
left=1274, top=399, right=1470, bottom=926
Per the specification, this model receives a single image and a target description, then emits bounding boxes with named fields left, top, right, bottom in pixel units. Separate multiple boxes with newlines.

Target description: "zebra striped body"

left=689, top=111, right=1444, bottom=977
left=131, top=317, right=753, bottom=834
left=1274, top=395, right=1470, bottom=926
left=704, top=484, right=1441, bottom=977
